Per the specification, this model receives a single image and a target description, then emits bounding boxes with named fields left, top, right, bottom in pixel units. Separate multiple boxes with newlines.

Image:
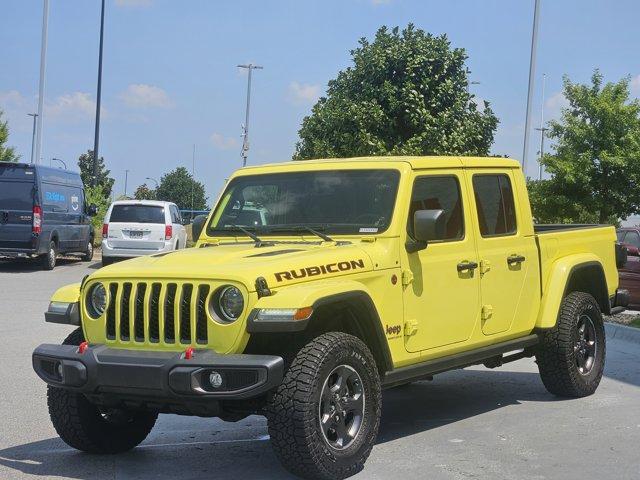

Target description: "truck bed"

left=534, top=224, right=601, bottom=233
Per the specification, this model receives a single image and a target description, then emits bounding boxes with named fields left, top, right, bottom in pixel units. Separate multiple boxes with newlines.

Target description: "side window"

left=624, top=231, right=640, bottom=248
left=170, top=205, right=181, bottom=224
left=616, top=230, right=626, bottom=242
left=472, top=174, right=517, bottom=237
left=408, top=176, right=464, bottom=241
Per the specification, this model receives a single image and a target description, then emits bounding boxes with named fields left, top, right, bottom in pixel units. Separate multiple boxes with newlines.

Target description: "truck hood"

left=92, top=241, right=374, bottom=290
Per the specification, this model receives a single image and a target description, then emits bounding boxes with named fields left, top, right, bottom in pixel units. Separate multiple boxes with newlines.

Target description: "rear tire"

left=267, top=332, right=381, bottom=480
left=536, top=291, right=606, bottom=397
left=41, top=240, right=57, bottom=270
left=81, top=239, right=94, bottom=262
left=47, top=328, right=158, bottom=453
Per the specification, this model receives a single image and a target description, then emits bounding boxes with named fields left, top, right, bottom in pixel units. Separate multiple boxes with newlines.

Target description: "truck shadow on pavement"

left=0, top=258, right=98, bottom=273
left=0, top=369, right=561, bottom=480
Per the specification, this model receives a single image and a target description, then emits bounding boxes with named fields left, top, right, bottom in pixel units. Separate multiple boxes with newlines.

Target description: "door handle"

left=457, top=261, right=479, bottom=272
left=507, top=254, right=526, bottom=265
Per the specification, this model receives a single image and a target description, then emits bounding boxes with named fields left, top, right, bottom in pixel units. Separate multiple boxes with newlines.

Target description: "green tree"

left=85, top=185, right=111, bottom=242
left=77, top=150, right=114, bottom=197
left=155, top=167, right=207, bottom=210
left=0, top=109, right=20, bottom=162
left=134, top=183, right=156, bottom=200
left=294, top=24, right=498, bottom=160
left=532, top=70, right=640, bottom=224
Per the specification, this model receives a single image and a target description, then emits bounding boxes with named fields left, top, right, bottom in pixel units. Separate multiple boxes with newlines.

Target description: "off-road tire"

left=81, top=239, right=94, bottom=262
left=41, top=240, right=57, bottom=270
left=536, top=291, right=606, bottom=397
left=47, top=328, right=158, bottom=453
left=266, top=332, right=381, bottom=480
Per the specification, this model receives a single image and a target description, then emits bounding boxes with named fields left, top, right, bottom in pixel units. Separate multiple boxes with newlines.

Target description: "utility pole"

left=124, top=170, right=129, bottom=198
left=92, top=0, right=106, bottom=186
left=535, top=73, right=548, bottom=180
left=27, top=113, right=38, bottom=164
left=522, top=0, right=541, bottom=178
left=237, top=64, right=263, bottom=167
left=35, top=0, right=49, bottom=165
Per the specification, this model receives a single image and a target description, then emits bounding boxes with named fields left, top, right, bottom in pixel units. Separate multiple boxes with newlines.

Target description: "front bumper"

left=32, top=344, right=284, bottom=405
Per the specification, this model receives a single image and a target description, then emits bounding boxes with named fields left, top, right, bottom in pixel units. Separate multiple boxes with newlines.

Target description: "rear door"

left=0, top=168, right=36, bottom=250
left=107, top=203, right=167, bottom=250
left=467, top=170, right=540, bottom=336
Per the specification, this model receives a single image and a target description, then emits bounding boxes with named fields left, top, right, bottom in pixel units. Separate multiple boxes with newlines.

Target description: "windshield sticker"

left=359, top=227, right=378, bottom=233
left=274, top=259, right=366, bottom=282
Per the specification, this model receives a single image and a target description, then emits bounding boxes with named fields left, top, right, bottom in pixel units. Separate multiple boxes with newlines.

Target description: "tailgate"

left=0, top=180, right=35, bottom=250
left=107, top=222, right=166, bottom=249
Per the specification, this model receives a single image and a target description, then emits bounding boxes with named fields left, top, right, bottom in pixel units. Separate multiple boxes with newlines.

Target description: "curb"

left=605, top=322, right=640, bottom=345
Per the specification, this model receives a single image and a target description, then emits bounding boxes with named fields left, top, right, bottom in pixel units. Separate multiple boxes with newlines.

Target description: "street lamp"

left=51, top=157, right=66, bottom=169
left=27, top=113, right=38, bottom=164
left=522, top=0, right=541, bottom=177
left=237, top=63, right=263, bottom=167
left=145, top=177, right=158, bottom=188
left=124, top=169, right=129, bottom=197
left=93, top=0, right=106, bottom=186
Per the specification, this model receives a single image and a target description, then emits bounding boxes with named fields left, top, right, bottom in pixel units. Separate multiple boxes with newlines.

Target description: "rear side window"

left=624, top=231, right=640, bottom=248
left=109, top=205, right=165, bottom=224
left=472, top=174, right=517, bottom=237
left=0, top=182, right=34, bottom=210
left=408, top=176, right=464, bottom=241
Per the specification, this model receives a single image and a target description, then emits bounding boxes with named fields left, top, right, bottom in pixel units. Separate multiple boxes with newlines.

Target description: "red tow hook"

left=77, top=341, right=89, bottom=354
left=184, top=346, right=194, bottom=360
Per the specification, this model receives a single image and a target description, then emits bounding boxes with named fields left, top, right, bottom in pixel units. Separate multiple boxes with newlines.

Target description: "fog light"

left=209, top=371, right=223, bottom=388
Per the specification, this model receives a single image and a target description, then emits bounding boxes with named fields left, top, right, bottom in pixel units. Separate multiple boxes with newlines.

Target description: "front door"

left=467, top=170, right=539, bottom=336
left=401, top=172, right=481, bottom=353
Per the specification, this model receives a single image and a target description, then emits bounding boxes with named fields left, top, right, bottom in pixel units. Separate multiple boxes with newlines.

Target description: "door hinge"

left=404, top=319, right=418, bottom=336
left=401, top=270, right=414, bottom=286
left=480, top=259, right=491, bottom=275
left=481, top=304, right=493, bottom=320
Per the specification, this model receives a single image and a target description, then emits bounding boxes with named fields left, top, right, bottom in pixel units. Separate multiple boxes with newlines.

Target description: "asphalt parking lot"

left=0, top=256, right=639, bottom=480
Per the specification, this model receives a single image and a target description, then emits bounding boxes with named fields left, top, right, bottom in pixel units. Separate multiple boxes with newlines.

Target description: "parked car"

left=616, top=227, right=640, bottom=309
left=34, top=156, right=625, bottom=479
left=101, top=200, right=187, bottom=267
left=0, top=162, right=96, bottom=270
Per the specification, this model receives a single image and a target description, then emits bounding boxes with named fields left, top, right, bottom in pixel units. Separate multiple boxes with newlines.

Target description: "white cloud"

left=211, top=133, right=238, bottom=150
left=631, top=75, right=640, bottom=96
left=45, top=92, right=97, bottom=119
left=371, top=0, right=392, bottom=4
left=544, top=91, right=569, bottom=120
left=287, top=82, right=321, bottom=106
left=115, top=0, right=152, bottom=7
left=0, top=90, right=25, bottom=107
left=119, top=84, right=172, bottom=108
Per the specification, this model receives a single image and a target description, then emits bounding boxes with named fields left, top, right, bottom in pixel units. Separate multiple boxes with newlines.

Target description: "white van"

left=101, top=200, right=187, bottom=267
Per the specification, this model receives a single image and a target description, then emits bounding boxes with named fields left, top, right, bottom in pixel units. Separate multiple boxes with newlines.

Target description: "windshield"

left=109, top=204, right=165, bottom=224
left=207, top=169, right=400, bottom=236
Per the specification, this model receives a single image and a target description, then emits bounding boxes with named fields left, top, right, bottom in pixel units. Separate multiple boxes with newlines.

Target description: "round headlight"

left=87, top=283, right=107, bottom=318
left=217, top=286, right=244, bottom=322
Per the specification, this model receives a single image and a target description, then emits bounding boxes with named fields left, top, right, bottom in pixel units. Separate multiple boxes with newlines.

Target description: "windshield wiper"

left=228, top=224, right=273, bottom=246
left=270, top=225, right=334, bottom=242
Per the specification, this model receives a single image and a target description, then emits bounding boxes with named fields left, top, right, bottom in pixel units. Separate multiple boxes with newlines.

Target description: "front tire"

left=267, top=332, right=381, bottom=480
left=47, top=328, right=158, bottom=453
left=536, top=291, right=606, bottom=397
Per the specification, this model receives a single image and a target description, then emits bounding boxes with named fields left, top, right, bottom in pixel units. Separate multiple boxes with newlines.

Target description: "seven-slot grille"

left=103, top=282, right=210, bottom=345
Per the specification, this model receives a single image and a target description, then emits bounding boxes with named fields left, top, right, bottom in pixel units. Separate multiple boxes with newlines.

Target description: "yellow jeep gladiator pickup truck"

left=33, top=156, right=627, bottom=480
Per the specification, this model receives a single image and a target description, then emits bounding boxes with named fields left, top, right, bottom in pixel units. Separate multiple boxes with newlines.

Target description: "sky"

left=2, top=0, right=640, bottom=203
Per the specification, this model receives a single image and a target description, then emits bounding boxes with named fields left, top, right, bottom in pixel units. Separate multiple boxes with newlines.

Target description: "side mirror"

left=407, top=209, right=446, bottom=253
left=191, top=214, right=208, bottom=242
left=86, top=204, right=98, bottom=216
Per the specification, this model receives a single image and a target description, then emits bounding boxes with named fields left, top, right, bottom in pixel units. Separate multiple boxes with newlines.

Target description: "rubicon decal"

left=274, top=259, right=366, bottom=282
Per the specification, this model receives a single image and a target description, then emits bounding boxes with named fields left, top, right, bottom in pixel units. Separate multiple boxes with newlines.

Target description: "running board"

left=382, top=334, right=540, bottom=388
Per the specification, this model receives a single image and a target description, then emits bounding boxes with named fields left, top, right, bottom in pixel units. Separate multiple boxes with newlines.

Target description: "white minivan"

left=101, top=200, right=187, bottom=267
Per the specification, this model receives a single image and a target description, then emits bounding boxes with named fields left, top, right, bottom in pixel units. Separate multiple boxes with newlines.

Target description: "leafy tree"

left=532, top=70, right=640, bottom=224
left=294, top=24, right=498, bottom=160
left=155, top=167, right=207, bottom=210
left=85, top=185, right=111, bottom=243
left=134, top=183, right=156, bottom=200
left=0, top=109, right=20, bottom=162
left=77, top=150, right=114, bottom=197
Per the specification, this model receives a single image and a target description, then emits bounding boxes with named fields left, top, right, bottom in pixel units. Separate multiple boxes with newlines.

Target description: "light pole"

left=145, top=177, right=158, bottom=188
left=35, top=0, right=49, bottom=165
left=522, top=0, right=541, bottom=177
left=51, top=157, right=66, bottom=169
left=92, top=0, right=106, bottom=186
left=27, top=113, right=38, bottom=164
left=237, top=64, right=263, bottom=167
left=535, top=73, right=548, bottom=180
left=124, top=169, right=129, bottom=198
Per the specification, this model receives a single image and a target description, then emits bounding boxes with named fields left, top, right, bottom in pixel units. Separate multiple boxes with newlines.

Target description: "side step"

left=382, top=334, right=540, bottom=388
